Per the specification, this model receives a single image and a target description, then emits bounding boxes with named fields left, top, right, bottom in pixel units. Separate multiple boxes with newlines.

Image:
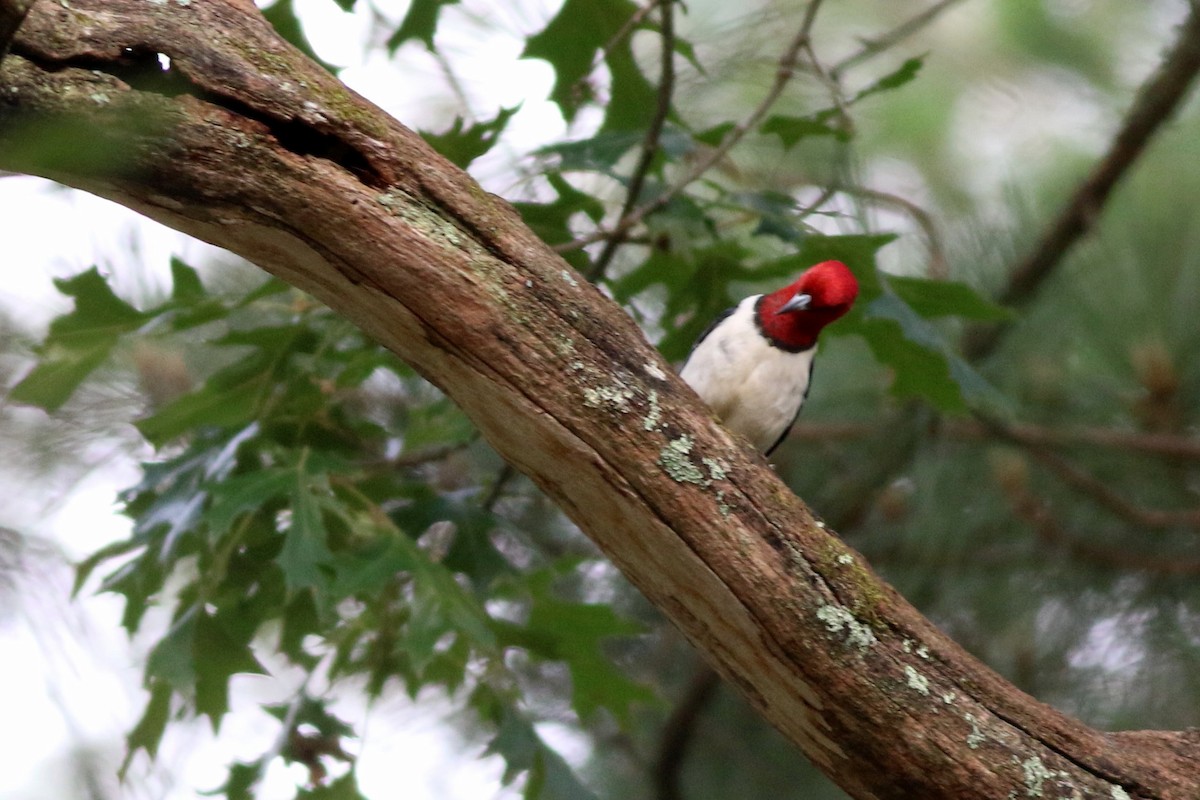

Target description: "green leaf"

left=851, top=55, right=925, bottom=104
left=328, top=535, right=414, bottom=599
left=279, top=465, right=334, bottom=595
left=296, top=773, right=365, bottom=800
left=387, top=484, right=514, bottom=590
left=261, top=0, right=340, bottom=74
left=120, top=429, right=255, bottom=566
left=420, top=634, right=471, bottom=694
left=9, top=268, right=148, bottom=411
left=206, top=762, right=259, bottom=800
left=523, top=0, right=647, bottom=127
left=146, top=606, right=199, bottom=692
left=539, top=126, right=694, bottom=175
left=422, top=106, right=519, bottom=169
left=120, top=680, right=172, bottom=778
left=728, top=190, right=809, bottom=243
left=170, top=258, right=205, bottom=303
left=538, top=131, right=645, bottom=174
left=137, top=379, right=265, bottom=446
left=484, top=705, right=599, bottom=800
left=761, top=111, right=848, bottom=148
left=852, top=293, right=1007, bottom=413
left=387, top=0, right=461, bottom=51
left=514, top=172, right=605, bottom=265
left=280, top=591, right=321, bottom=666
left=165, top=260, right=232, bottom=330
left=509, top=572, right=651, bottom=725
left=328, top=522, right=495, bottom=678
left=101, top=552, right=166, bottom=633
left=693, top=121, right=734, bottom=147
left=614, top=241, right=751, bottom=362
left=136, top=355, right=275, bottom=446
left=193, top=611, right=268, bottom=729
left=205, top=467, right=291, bottom=536
left=6, top=345, right=110, bottom=411
left=672, top=37, right=704, bottom=75
left=266, top=696, right=356, bottom=739
left=885, top=275, right=1013, bottom=321
left=73, top=537, right=145, bottom=597
left=409, top=550, right=497, bottom=668
left=33, top=266, right=144, bottom=328
left=600, top=34, right=657, bottom=133
left=401, top=399, right=477, bottom=451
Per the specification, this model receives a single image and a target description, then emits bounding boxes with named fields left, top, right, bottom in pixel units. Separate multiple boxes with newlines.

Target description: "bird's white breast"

left=679, top=295, right=815, bottom=453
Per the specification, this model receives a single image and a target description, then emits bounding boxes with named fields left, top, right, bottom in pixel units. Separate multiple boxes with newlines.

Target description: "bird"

left=679, top=260, right=859, bottom=455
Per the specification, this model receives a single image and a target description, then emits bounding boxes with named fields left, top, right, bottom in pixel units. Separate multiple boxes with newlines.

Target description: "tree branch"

left=568, top=0, right=663, bottom=107
left=793, top=418, right=1200, bottom=462
left=996, top=457, right=1200, bottom=575
left=3, top=2, right=1200, bottom=797
left=797, top=415, right=1200, bottom=530
left=586, top=0, right=677, bottom=283
left=967, top=1, right=1200, bottom=359
left=833, top=183, right=948, bottom=278
left=653, top=664, right=720, bottom=800
left=830, top=0, right=967, bottom=80
left=982, top=416, right=1200, bottom=530
left=558, top=0, right=827, bottom=254
left=1022, top=442, right=1200, bottom=531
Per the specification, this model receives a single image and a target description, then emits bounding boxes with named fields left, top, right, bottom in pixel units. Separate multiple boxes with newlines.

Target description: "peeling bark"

left=2, top=2, right=1199, bottom=798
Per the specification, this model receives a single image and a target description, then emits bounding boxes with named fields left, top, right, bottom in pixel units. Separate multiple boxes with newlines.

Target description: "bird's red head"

left=756, top=260, right=859, bottom=352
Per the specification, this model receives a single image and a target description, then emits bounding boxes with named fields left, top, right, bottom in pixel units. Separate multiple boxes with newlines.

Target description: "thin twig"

left=981, top=415, right=1200, bottom=530
left=653, top=665, right=721, bottom=800
left=791, top=418, right=1200, bottom=462
left=833, top=184, right=947, bottom=278
left=432, top=47, right=474, bottom=120
left=558, top=0, right=829, bottom=255
left=795, top=184, right=839, bottom=223
left=482, top=463, right=518, bottom=511
left=390, top=442, right=470, bottom=468
left=566, top=0, right=664, bottom=108
left=586, top=0, right=678, bottom=283
left=1024, top=446, right=1200, bottom=530
left=1001, top=475, right=1200, bottom=575
left=967, top=2, right=1200, bottom=359
left=831, top=0, right=968, bottom=80
left=952, top=420, right=1200, bottom=461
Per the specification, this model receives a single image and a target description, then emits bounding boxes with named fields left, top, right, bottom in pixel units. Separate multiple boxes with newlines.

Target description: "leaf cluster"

left=11, top=261, right=649, bottom=799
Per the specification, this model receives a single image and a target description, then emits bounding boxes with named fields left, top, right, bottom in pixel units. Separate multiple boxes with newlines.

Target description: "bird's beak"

left=776, top=293, right=811, bottom=315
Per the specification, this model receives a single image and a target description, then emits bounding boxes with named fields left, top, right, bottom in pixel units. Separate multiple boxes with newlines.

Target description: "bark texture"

left=2, top=2, right=1199, bottom=798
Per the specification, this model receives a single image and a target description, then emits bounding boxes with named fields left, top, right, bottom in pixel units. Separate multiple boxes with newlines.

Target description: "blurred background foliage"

left=4, top=0, right=1200, bottom=798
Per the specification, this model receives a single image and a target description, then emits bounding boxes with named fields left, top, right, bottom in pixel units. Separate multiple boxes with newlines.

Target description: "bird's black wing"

left=764, top=358, right=815, bottom=456
left=683, top=305, right=735, bottom=360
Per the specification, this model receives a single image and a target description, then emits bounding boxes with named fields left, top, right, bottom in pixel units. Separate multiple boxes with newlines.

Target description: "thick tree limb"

left=3, top=2, right=1200, bottom=797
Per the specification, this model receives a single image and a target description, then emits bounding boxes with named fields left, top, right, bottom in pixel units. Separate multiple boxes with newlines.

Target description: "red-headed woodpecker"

left=679, top=260, right=859, bottom=454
